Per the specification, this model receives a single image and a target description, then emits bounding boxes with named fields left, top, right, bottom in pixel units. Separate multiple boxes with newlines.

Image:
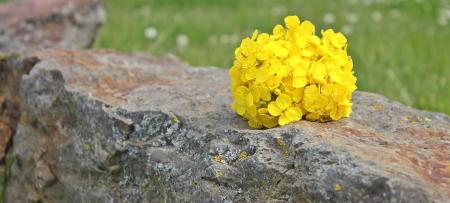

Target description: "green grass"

left=95, top=0, right=449, bottom=114
left=0, top=153, right=13, bottom=202
left=0, top=0, right=447, bottom=113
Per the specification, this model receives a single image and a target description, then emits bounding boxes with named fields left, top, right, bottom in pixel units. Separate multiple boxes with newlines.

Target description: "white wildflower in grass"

left=229, top=34, right=240, bottom=44
left=173, top=13, right=184, bottom=23
left=138, top=6, right=151, bottom=17
left=176, top=34, right=189, bottom=47
left=389, top=9, right=401, bottom=19
left=144, top=27, right=158, bottom=39
left=348, top=0, right=358, bottom=5
left=362, top=0, right=373, bottom=6
left=372, top=11, right=383, bottom=22
left=323, top=13, right=336, bottom=24
left=437, top=8, right=450, bottom=26
left=426, top=27, right=434, bottom=36
left=374, top=0, right=388, bottom=4
left=220, top=35, right=230, bottom=44
left=341, top=25, right=354, bottom=35
left=208, top=35, right=218, bottom=44
left=271, top=5, right=287, bottom=16
left=345, top=13, right=359, bottom=24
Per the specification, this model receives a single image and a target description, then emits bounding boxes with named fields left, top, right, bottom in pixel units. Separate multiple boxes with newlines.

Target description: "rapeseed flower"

left=230, top=15, right=357, bottom=129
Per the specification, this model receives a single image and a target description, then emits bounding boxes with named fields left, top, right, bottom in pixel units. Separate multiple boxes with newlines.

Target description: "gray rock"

left=4, top=50, right=450, bottom=202
left=0, top=0, right=105, bottom=51
left=0, top=0, right=104, bottom=175
left=0, top=54, right=37, bottom=161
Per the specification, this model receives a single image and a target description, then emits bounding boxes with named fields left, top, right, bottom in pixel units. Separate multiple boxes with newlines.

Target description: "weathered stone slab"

left=5, top=50, right=450, bottom=202
left=0, top=0, right=104, bottom=162
left=0, top=0, right=105, bottom=51
left=0, top=54, right=37, bottom=161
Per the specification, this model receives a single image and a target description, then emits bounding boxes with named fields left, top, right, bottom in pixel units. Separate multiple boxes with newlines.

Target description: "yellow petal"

left=305, top=112, right=320, bottom=121
left=321, top=83, right=333, bottom=96
left=250, top=86, right=261, bottom=102
left=259, top=114, right=278, bottom=128
left=284, top=15, right=300, bottom=30
left=288, top=55, right=303, bottom=66
left=300, top=20, right=315, bottom=35
left=248, top=118, right=263, bottom=129
left=276, top=65, right=290, bottom=78
left=285, top=107, right=303, bottom=121
left=259, top=86, right=272, bottom=101
left=273, top=24, right=286, bottom=38
left=291, top=88, right=304, bottom=102
left=301, top=49, right=314, bottom=58
left=255, top=67, right=271, bottom=83
left=234, top=86, right=249, bottom=100
left=293, top=63, right=308, bottom=77
left=251, top=30, right=258, bottom=40
left=343, top=58, right=353, bottom=72
left=296, top=36, right=308, bottom=48
left=269, top=63, right=282, bottom=75
left=331, top=32, right=347, bottom=48
left=276, top=94, right=292, bottom=110
left=303, top=85, right=320, bottom=112
left=247, top=105, right=257, bottom=117
left=246, top=93, right=254, bottom=107
left=245, top=67, right=257, bottom=81
left=266, top=75, right=282, bottom=90
left=256, top=51, right=270, bottom=61
left=273, top=45, right=289, bottom=58
left=278, top=114, right=290, bottom=126
left=292, top=77, right=307, bottom=88
left=232, top=102, right=246, bottom=115
left=257, top=33, right=270, bottom=44
left=268, top=101, right=282, bottom=116
left=329, top=67, right=343, bottom=83
left=330, top=106, right=339, bottom=121
left=257, top=108, right=269, bottom=114
left=311, top=62, right=327, bottom=84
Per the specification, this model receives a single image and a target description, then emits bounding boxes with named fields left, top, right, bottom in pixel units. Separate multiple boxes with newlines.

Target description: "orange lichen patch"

left=213, top=155, right=222, bottom=163
left=297, top=120, right=450, bottom=199
left=30, top=50, right=181, bottom=107
left=276, top=137, right=286, bottom=147
left=34, top=50, right=102, bottom=67
left=0, top=122, right=12, bottom=160
left=215, top=171, right=224, bottom=178
left=334, top=183, right=342, bottom=192
left=239, top=151, right=248, bottom=159
left=372, top=103, right=385, bottom=111
left=403, top=127, right=448, bottom=139
left=0, top=56, right=38, bottom=161
left=282, top=150, right=290, bottom=157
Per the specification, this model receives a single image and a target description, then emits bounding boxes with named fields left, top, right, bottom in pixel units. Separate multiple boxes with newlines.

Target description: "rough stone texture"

left=0, top=0, right=105, bottom=51
left=0, top=0, right=104, bottom=162
left=0, top=54, right=37, bottom=161
left=4, top=50, right=450, bottom=202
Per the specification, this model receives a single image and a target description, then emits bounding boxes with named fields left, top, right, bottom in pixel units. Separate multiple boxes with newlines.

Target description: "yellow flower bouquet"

left=230, top=15, right=357, bottom=129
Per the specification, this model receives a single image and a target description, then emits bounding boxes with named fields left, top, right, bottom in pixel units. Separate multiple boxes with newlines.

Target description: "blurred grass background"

left=95, top=0, right=450, bottom=114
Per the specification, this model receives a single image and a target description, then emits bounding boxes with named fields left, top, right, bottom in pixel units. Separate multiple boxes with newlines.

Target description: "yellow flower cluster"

left=230, top=15, right=357, bottom=129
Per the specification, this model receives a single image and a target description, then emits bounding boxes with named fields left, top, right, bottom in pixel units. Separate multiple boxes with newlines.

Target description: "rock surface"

left=0, top=0, right=104, bottom=162
left=0, top=0, right=105, bottom=51
left=0, top=54, right=37, bottom=161
left=4, top=50, right=450, bottom=202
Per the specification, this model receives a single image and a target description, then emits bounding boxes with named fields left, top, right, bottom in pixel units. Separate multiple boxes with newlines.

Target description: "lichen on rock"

left=2, top=50, right=448, bottom=202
